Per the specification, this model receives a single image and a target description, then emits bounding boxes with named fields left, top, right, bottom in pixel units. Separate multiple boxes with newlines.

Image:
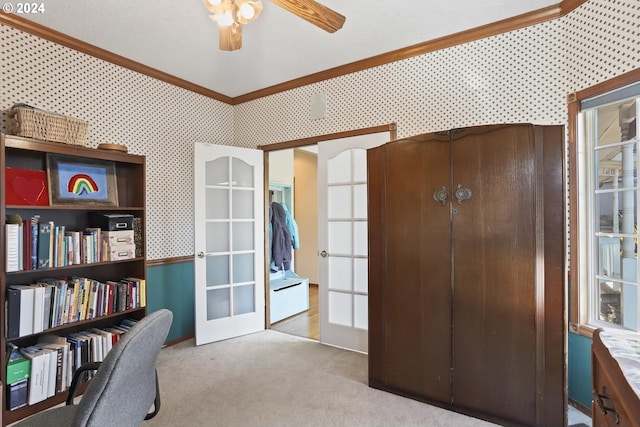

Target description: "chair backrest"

left=73, top=309, right=173, bottom=427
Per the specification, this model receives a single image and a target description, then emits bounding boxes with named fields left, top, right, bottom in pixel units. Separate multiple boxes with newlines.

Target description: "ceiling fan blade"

left=219, top=24, right=243, bottom=51
left=269, top=0, right=345, bottom=33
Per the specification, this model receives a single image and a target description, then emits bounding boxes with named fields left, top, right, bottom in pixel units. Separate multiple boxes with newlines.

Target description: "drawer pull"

left=274, top=282, right=302, bottom=292
left=593, top=387, right=620, bottom=424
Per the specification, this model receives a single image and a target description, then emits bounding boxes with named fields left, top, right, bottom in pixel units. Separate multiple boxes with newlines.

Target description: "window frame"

left=569, top=68, right=640, bottom=338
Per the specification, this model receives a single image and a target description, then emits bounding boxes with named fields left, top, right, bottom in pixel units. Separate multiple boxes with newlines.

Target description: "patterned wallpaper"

left=235, top=19, right=565, bottom=145
left=562, top=0, right=640, bottom=94
left=1, top=0, right=639, bottom=260
left=0, top=23, right=234, bottom=260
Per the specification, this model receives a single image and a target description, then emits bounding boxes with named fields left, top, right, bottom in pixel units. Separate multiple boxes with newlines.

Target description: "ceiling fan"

left=203, top=0, right=346, bottom=51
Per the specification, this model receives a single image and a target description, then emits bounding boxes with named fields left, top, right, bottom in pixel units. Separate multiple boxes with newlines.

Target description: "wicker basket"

left=7, top=104, right=88, bottom=145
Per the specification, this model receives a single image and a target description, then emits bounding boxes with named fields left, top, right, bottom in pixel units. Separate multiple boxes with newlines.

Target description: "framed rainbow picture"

left=47, top=154, right=118, bottom=206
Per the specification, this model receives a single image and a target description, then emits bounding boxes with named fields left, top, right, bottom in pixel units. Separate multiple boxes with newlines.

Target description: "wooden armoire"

left=367, top=124, right=565, bottom=427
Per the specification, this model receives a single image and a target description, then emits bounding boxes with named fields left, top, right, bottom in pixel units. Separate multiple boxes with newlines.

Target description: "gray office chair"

left=14, top=309, right=173, bottom=427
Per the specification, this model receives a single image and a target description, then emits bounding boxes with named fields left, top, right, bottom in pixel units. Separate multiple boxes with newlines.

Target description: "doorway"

left=269, top=146, right=319, bottom=340
left=262, top=124, right=397, bottom=345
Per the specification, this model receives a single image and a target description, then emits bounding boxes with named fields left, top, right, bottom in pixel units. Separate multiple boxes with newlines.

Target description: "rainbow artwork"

left=52, top=156, right=115, bottom=205
left=67, top=173, right=99, bottom=196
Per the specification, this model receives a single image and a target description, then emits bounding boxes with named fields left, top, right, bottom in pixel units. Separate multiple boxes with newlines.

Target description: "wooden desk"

left=592, top=328, right=640, bottom=426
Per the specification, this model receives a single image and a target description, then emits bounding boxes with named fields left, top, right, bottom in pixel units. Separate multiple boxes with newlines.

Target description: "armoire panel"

left=451, top=125, right=537, bottom=425
left=541, top=125, right=567, bottom=427
left=383, top=134, right=452, bottom=402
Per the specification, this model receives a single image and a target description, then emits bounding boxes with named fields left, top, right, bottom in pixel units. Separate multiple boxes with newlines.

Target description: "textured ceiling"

left=17, top=0, right=559, bottom=98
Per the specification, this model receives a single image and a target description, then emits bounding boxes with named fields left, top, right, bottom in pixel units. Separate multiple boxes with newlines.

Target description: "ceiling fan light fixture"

left=237, top=1, right=263, bottom=24
left=239, top=3, right=255, bottom=19
left=203, top=0, right=225, bottom=14
left=205, top=0, right=344, bottom=51
left=217, top=10, right=235, bottom=26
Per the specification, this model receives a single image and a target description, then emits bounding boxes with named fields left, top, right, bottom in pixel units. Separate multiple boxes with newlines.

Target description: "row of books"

left=5, top=216, right=110, bottom=273
left=7, top=277, right=146, bottom=339
left=6, top=319, right=138, bottom=410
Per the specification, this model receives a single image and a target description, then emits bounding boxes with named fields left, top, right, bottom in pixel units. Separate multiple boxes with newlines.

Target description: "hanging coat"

left=270, top=202, right=293, bottom=271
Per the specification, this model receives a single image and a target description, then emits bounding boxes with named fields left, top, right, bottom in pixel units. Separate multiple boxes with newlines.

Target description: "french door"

left=317, top=132, right=389, bottom=352
left=194, top=143, right=264, bottom=345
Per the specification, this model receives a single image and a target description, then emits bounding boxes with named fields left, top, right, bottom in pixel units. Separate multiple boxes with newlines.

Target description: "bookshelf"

left=0, top=134, right=147, bottom=426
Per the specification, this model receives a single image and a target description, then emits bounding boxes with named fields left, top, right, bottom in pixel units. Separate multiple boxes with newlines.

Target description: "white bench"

left=269, top=269, right=309, bottom=324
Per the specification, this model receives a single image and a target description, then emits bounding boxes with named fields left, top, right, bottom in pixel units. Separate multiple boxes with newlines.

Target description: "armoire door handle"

left=433, top=186, right=448, bottom=206
left=455, top=184, right=472, bottom=204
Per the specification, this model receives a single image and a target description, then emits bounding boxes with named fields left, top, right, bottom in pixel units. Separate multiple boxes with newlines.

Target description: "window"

left=570, top=70, right=640, bottom=336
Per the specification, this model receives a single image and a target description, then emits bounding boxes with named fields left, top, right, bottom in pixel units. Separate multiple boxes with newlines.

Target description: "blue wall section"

left=568, top=332, right=593, bottom=409
left=146, top=261, right=195, bottom=342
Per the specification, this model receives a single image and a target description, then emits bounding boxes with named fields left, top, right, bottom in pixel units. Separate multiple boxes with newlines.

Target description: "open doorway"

left=269, top=146, right=319, bottom=340
left=262, top=124, right=397, bottom=345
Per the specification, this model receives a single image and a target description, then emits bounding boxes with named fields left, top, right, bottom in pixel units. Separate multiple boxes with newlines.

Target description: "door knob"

left=433, top=186, right=448, bottom=206
left=455, top=185, right=472, bottom=204
left=197, top=251, right=205, bottom=258
left=320, top=250, right=329, bottom=257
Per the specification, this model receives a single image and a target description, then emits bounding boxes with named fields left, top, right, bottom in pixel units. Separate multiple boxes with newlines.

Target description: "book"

left=32, top=284, right=45, bottom=334
left=95, top=282, right=104, bottom=317
left=123, top=277, right=146, bottom=308
left=30, top=215, right=39, bottom=270
left=39, top=334, right=71, bottom=392
left=60, top=283, right=71, bottom=325
left=54, top=224, right=65, bottom=267
left=48, top=220, right=54, bottom=268
left=53, top=225, right=59, bottom=268
left=44, top=347, right=58, bottom=398
left=67, top=333, right=90, bottom=371
left=65, top=336, right=83, bottom=377
left=6, top=356, right=30, bottom=385
left=86, top=280, right=98, bottom=320
left=7, top=380, right=28, bottom=411
left=6, top=343, right=30, bottom=385
left=85, top=227, right=102, bottom=262
left=65, top=234, right=72, bottom=265
left=37, top=220, right=52, bottom=269
left=105, top=281, right=117, bottom=314
left=39, top=278, right=68, bottom=328
left=90, top=328, right=113, bottom=356
left=6, top=223, right=21, bottom=272
left=41, top=343, right=64, bottom=395
left=139, top=278, right=146, bottom=307
left=22, top=218, right=31, bottom=271
left=20, top=346, right=51, bottom=405
left=65, top=230, right=81, bottom=265
left=104, top=325, right=127, bottom=345
left=8, top=285, right=35, bottom=337
left=41, top=283, right=54, bottom=331
left=66, top=280, right=77, bottom=324
left=6, top=287, right=22, bottom=339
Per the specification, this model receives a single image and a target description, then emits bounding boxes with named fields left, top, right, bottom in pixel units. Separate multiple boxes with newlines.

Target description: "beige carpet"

left=146, top=330, right=498, bottom=427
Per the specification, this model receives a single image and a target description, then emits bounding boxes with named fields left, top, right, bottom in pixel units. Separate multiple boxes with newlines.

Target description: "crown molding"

left=1, top=0, right=587, bottom=106
left=560, top=0, right=588, bottom=14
